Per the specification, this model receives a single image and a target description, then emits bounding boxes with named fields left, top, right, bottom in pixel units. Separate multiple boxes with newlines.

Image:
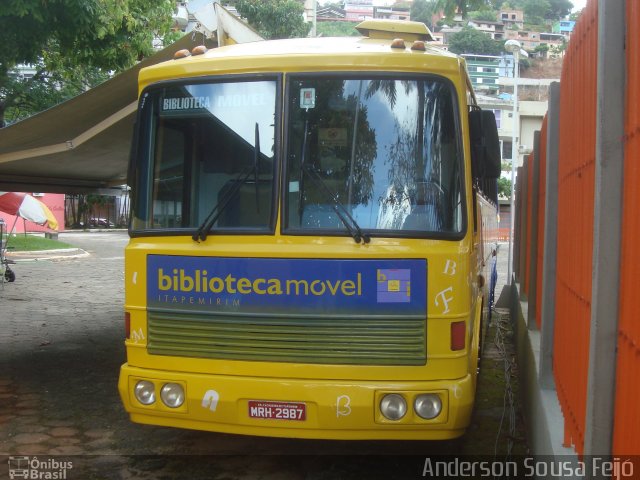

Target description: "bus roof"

left=138, top=34, right=464, bottom=90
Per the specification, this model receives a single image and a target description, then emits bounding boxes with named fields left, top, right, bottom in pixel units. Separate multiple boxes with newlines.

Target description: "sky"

left=571, top=0, right=588, bottom=12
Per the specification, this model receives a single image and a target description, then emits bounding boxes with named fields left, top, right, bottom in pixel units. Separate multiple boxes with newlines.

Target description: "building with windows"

left=343, top=0, right=410, bottom=22
left=503, top=29, right=566, bottom=54
left=467, top=20, right=505, bottom=40
left=498, top=9, right=525, bottom=29
left=316, top=5, right=347, bottom=21
left=475, top=94, right=514, bottom=164
left=461, top=54, right=501, bottom=94
left=553, top=20, right=576, bottom=36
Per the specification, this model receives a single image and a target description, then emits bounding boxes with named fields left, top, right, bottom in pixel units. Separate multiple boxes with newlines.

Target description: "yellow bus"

left=118, top=20, right=500, bottom=440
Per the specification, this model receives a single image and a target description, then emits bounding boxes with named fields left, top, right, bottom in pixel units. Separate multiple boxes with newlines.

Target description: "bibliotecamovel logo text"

left=147, top=256, right=427, bottom=316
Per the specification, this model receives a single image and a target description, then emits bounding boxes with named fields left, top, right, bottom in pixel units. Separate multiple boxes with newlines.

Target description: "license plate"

left=248, top=400, right=306, bottom=421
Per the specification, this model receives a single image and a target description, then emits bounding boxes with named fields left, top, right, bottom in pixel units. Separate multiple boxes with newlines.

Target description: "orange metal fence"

left=512, top=0, right=640, bottom=456
left=552, top=0, right=598, bottom=456
left=613, top=0, right=640, bottom=456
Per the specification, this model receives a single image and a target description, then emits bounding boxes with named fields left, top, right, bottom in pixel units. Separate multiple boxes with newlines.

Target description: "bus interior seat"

left=299, top=176, right=345, bottom=229
left=402, top=205, right=444, bottom=231
left=402, top=181, right=445, bottom=231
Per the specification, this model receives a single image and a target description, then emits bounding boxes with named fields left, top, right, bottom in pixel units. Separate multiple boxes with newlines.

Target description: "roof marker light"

left=411, top=40, right=426, bottom=51
left=390, top=38, right=406, bottom=49
left=174, top=49, right=191, bottom=60
left=191, top=45, right=208, bottom=56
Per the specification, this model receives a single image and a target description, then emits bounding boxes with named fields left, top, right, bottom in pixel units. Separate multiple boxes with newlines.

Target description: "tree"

left=569, top=9, right=582, bottom=21
left=0, top=0, right=177, bottom=127
left=498, top=176, right=511, bottom=198
left=2, top=62, right=112, bottom=126
left=448, top=26, right=503, bottom=55
left=410, top=0, right=439, bottom=29
left=547, top=0, right=574, bottom=19
left=234, top=0, right=310, bottom=40
left=436, top=0, right=488, bottom=19
left=522, top=0, right=550, bottom=22
left=469, top=9, right=500, bottom=22
left=316, top=21, right=359, bottom=37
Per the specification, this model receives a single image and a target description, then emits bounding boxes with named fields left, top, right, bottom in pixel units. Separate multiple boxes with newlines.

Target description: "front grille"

left=147, top=309, right=426, bottom=365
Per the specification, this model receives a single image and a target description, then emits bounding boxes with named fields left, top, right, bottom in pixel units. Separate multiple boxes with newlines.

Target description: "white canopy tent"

left=0, top=4, right=262, bottom=194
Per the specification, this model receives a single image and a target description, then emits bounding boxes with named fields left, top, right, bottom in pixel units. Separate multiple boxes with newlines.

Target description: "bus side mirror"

left=469, top=109, right=501, bottom=179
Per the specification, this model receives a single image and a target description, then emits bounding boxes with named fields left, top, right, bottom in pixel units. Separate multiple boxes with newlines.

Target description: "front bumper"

left=119, top=364, right=474, bottom=440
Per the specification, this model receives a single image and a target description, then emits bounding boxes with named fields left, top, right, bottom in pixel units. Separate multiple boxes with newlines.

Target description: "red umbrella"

left=0, top=192, right=59, bottom=231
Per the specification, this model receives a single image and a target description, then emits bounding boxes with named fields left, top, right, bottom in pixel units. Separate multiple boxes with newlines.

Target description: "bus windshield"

left=131, top=74, right=464, bottom=238
left=131, top=78, right=278, bottom=232
left=284, top=75, right=464, bottom=237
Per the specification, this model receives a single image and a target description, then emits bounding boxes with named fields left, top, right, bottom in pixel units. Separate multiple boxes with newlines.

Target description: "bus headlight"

left=380, top=393, right=407, bottom=420
left=160, top=383, right=185, bottom=408
left=414, top=394, right=442, bottom=419
left=134, top=380, right=156, bottom=405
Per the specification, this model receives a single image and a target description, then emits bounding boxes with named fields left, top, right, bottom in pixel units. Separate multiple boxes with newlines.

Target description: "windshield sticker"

left=319, top=128, right=348, bottom=147
left=300, top=88, right=316, bottom=109
left=147, top=256, right=426, bottom=316
left=162, top=96, right=211, bottom=111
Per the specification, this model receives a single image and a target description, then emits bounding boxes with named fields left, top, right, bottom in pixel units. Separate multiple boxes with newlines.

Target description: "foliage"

left=469, top=10, right=500, bottom=22
left=0, top=0, right=177, bottom=127
left=488, top=0, right=506, bottom=8
left=234, top=0, right=309, bottom=40
left=569, top=10, right=582, bottom=21
left=448, top=26, right=504, bottom=55
left=521, top=0, right=550, bottom=20
left=519, top=57, right=531, bottom=71
left=534, top=44, right=549, bottom=54
left=436, top=0, right=487, bottom=19
left=547, top=0, right=574, bottom=19
left=499, top=0, right=573, bottom=19
left=316, top=21, right=359, bottom=37
left=410, top=0, right=439, bottom=29
left=3, top=63, right=111, bottom=125
left=498, top=176, right=512, bottom=198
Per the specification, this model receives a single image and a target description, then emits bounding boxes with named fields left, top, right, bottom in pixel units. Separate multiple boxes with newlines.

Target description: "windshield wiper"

left=192, top=124, right=261, bottom=242
left=301, top=163, right=370, bottom=245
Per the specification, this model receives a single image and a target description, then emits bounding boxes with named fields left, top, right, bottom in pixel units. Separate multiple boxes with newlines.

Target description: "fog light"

left=160, top=383, right=185, bottom=408
left=380, top=393, right=407, bottom=420
left=414, top=394, right=442, bottom=419
left=134, top=380, right=155, bottom=405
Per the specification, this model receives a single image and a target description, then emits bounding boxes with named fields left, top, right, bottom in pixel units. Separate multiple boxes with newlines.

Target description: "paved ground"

left=0, top=232, right=523, bottom=479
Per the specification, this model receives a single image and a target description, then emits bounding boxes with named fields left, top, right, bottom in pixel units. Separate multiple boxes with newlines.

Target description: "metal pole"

left=507, top=53, right=519, bottom=282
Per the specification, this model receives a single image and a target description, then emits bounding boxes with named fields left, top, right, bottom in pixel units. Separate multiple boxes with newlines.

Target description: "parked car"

left=88, top=218, right=114, bottom=228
